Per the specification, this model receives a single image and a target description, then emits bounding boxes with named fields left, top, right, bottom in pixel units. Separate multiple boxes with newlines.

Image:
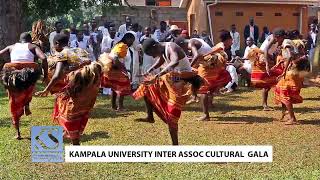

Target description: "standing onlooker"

left=132, top=23, right=142, bottom=40
left=153, top=21, right=168, bottom=42
left=90, top=19, right=101, bottom=60
left=98, top=20, right=110, bottom=37
left=140, top=27, right=156, bottom=43
left=69, top=24, right=77, bottom=43
left=200, top=31, right=214, bottom=47
left=101, top=26, right=118, bottom=53
left=140, top=27, right=159, bottom=75
left=244, top=17, right=259, bottom=44
left=70, top=30, right=89, bottom=50
left=191, top=30, right=200, bottom=38
left=118, top=16, right=132, bottom=38
left=181, top=30, right=190, bottom=39
left=230, top=24, right=240, bottom=56
left=160, top=25, right=181, bottom=42
left=260, top=26, right=271, bottom=44
left=307, top=23, right=318, bottom=71
left=49, top=21, right=63, bottom=53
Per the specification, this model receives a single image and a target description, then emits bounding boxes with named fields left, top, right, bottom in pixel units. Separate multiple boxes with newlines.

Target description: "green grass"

left=0, top=84, right=320, bottom=179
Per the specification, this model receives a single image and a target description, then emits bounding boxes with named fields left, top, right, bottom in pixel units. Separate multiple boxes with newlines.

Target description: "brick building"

left=180, top=0, right=319, bottom=44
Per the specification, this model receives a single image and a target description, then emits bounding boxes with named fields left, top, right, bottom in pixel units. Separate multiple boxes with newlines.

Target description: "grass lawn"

left=0, top=84, right=320, bottom=179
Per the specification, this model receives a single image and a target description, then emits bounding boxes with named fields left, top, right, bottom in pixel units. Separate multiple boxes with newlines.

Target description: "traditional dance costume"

left=2, top=43, right=41, bottom=125
left=100, top=42, right=132, bottom=96
left=275, top=39, right=309, bottom=106
left=133, top=42, right=197, bottom=129
left=197, top=42, right=231, bottom=94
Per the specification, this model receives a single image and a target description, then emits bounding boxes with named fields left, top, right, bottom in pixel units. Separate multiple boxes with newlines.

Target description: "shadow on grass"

left=90, top=107, right=134, bottom=119
left=299, top=120, right=320, bottom=125
left=211, top=115, right=273, bottom=124
left=304, top=97, right=320, bottom=101
left=0, top=117, right=12, bottom=127
left=81, top=131, right=110, bottom=142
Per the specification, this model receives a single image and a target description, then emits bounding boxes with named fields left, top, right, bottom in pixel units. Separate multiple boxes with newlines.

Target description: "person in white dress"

left=230, top=24, right=240, bottom=56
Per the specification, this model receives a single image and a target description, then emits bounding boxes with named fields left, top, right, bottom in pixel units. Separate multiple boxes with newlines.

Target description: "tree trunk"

left=0, top=0, right=23, bottom=51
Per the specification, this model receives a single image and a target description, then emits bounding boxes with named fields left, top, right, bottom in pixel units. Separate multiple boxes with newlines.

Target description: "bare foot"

left=186, top=98, right=197, bottom=105
left=263, top=106, right=274, bottom=111
left=197, top=115, right=210, bottom=121
left=116, top=108, right=127, bottom=112
left=135, top=118, right=155, bottom=123
left=24, top=106, right=32, bottom=116
left=285, top=119, right=299, bottom=125
left=15, top=135, right=22, bottom=140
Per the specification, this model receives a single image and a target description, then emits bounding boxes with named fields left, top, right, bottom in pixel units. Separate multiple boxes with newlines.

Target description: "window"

left=146, top=0, right=156, bottom=6
left=215, top=11, right=223, bottom=16
left=157, top=0, right=171, bottom=6
left=236, top=12, right=243, bottom=16
left=256, top=12, right=263, bottom=16
left=275, top=13, right=282, bottom=16
left=146, top=0, right=171, bottom=6
left=293, top=12, right=300, bottom=16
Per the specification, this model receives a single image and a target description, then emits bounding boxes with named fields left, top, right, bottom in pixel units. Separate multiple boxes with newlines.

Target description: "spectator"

left=200, top=31, right=214, bottom=47
left=243, top=37, right=258, bottom=59
left=90, top=19, right=101, bottom=60
left=244, top=17, right=259, bottom=44
left=49, top=21, right=63, bottom=52
left=69, top=24, right=77, bottom=43
left=154, top=21, right=168, bottom=42
left=118, top=16, right=132, bottom=38
left=140, top=27, right=156, bottom=43
left=191, top=30, right=200, bottom=38
left=160, top=25, right=181, bottom=42
left=260, top=26, right=271, bottom=44
left=70, top=30, right=89, bottom=50
left=230, top=24, right=240, bottom=56
left=98, top=20, right=110, bottom=37
left=132, top=23, right=142, bottom=40
left=307, top=23, right=318, bottom=70
left=83, top=23, right=92, bottom=45
left=101, top=26, right=118, bottom=53
left=180, top=30, right=189, bottom=39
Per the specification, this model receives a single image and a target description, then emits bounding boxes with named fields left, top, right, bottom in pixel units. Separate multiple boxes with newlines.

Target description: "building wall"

left=186, top=0, right=209, bottom=34
left=123, top=0, right=181, bottom=7
left=95, top=6, right=187, bottom=30
left=208, top=3, right=307, bottom=45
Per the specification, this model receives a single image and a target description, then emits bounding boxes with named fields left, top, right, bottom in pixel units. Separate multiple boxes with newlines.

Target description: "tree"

left=0, top=0, right=126, bottom=51
left=0, top=0, right=23, bottom=51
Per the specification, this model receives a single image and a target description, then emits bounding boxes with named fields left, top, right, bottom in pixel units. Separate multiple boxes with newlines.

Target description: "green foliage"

left=23, top=0, right=123, bottom=29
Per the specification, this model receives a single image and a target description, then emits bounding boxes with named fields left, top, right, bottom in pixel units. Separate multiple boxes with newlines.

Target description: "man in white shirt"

left=70, top=30, right=89, bottom=50
left=153, top=21, right=168, bottom=42
left=49, top=21, right=63, bottom=53
left=69, top=24, right=77, bottom=43
left=101, top=26, right=118, bottom=53
left=230, top=24, right=240, bottom=56
left=118, top=16, right=132, bottom=38
left=98, top=20, right=110, bottom=37
left=243, top=37, right=258, bottom=59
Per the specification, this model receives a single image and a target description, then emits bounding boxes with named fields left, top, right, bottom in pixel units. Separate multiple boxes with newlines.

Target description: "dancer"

left=195, top=30, right=232, bottom=121
left=99, top=32, right=135, bottom=111
left=274, top=39, right=309, bottom=125
left=259, top=29, right=287, bottom=110
left=174, top=37, right=212, bottom=104
left=133, top=39, right=202, bottom=145
left=0, top=32, right=48, bottom=139
left=36, top=34, right=99, bottom=145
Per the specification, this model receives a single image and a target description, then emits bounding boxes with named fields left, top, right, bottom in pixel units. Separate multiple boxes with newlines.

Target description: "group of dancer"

left=0, top=25, right=313, bottom=145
